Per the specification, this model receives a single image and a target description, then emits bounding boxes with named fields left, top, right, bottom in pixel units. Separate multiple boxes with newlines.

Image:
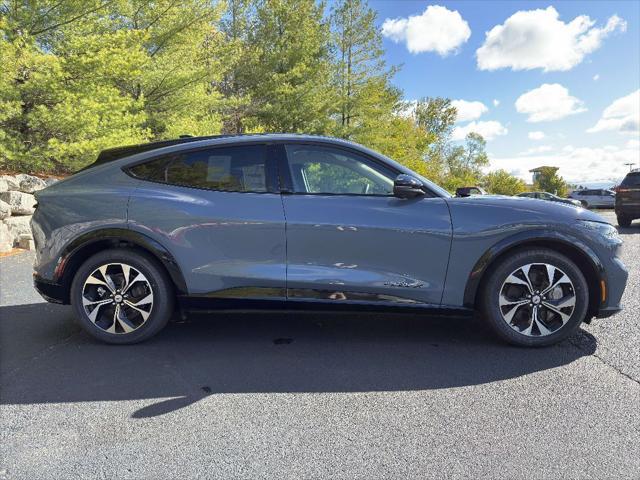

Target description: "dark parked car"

left=455, top=186, right=487, bottom=197
left=615, top=169, right=640, bottom=227
left=31, top=134, right=627, bottom=347
left=516, top=191, right=582, bottom=207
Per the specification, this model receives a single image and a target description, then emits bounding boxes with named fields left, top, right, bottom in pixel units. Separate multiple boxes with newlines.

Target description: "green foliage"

left=534, top=167, right=569, bottom=197
left=0, top=0, right=526, bottom=197
left=0, top=0, right=223, bottom=173
left=483, top=169, right=527, bottom=195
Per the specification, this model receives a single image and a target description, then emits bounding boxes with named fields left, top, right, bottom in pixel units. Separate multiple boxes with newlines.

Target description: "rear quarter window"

left=621, top=173, right=640, bottom=187
left=128, top=145, right=269, bottom=192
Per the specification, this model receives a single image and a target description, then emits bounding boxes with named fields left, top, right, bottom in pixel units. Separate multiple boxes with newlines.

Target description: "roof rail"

left=95, top=134, right=243, bottom=164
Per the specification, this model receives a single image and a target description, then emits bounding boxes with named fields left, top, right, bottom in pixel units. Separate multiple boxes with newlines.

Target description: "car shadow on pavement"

left=0, top=303, right=597, bottom=418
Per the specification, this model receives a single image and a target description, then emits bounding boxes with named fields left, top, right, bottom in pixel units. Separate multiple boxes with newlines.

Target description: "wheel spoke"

left=520, top=307, right=535, bottom=335
left=122, top=271, right=148, bottom=295
left=533, top=310, right=552, bottom=335
left=544, top=264, right=556, bottom=290
left=115, top=305, right=135, bottom=333
left=520, top=264, right=537, bottom=294
left=545, top=294, right=576, bottom=310
left=499, top=294, right=529, bottom=307
left=541, top=273, right=571, bottom=296
left=542, top=301, right=572, bottom=324
left=502, top=302, right=526, bottom=324
left=84, top=273, right=114, bottom=292
left=505, top=272, right=533, bottom=294
left=98, top=265, right=118, bottom=293
left=120, top=264, right=132, bottom=292
left=86, top=298, right=112, bottom=323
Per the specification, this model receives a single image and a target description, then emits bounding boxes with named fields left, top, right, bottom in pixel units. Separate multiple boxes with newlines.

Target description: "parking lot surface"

left=1, top=211, right=639, bottom=479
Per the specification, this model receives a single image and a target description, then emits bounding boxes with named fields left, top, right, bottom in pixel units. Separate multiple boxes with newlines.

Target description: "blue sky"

left=368, top=1, right=640, bottom=185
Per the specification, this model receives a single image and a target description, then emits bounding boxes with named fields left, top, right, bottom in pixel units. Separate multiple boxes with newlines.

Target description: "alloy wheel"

left=81, top=262, right=154, bottom=334
left=498, top=263, right=576, bottom=337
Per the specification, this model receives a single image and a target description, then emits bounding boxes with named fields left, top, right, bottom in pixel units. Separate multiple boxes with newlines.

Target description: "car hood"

left=445, top=195, right=608, bottom=226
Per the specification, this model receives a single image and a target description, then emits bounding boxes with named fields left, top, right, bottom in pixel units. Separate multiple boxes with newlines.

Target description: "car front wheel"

left=480, top=248, right=589, bottom=347
left=71, top=249, right=174, bottom=344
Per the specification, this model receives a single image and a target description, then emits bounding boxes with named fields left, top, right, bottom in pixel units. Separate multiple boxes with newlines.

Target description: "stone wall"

left=0, top=174, right=58, bottom=252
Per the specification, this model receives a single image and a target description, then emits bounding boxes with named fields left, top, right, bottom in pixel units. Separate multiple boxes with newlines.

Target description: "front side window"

left=129, top=145, right=269, bottom=192
left=285, top=144, right=395, bottom=195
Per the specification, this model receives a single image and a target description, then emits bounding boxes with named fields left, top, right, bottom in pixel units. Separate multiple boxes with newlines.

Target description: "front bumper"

left=33, top=274, right=67, bottom=304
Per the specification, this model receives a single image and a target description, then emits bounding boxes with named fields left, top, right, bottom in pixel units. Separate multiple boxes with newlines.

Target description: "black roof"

left=94, top=134, right=243, bottom=165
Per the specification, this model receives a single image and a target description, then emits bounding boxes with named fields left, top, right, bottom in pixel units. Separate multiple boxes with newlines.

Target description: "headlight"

left=577, top=220, right=620, bottom=240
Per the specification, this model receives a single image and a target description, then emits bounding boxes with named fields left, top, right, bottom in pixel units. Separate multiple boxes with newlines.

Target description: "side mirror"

left=393, top=174, right=425, bottom=199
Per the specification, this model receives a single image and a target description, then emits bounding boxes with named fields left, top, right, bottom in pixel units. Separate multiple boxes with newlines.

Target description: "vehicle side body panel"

left=127, top=184, right=287, bottom=296
left=282, top=194, right=452, bottom=305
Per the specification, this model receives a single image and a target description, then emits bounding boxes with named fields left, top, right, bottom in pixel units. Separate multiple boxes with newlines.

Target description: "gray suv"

left=31, top=135, right=628, bottom=346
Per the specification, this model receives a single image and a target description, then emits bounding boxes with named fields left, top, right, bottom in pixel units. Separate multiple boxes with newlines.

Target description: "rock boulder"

left=0, top=200, right=11, bottom=220
left=3, top=215, right=32, bottom=246
left=0, top=175, right=20, bottom=191
left=0, top=223, right=12, bottom=252
left=0, top=191, right=37, bottom=215
left=19, top=174, right=47, bottom=193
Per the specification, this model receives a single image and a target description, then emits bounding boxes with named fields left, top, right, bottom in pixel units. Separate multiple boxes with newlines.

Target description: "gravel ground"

left=1, top=210, right=639, bottom=479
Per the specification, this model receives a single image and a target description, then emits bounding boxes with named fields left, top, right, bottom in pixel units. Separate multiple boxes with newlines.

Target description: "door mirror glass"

left=393, top=174, right=425, bottom=199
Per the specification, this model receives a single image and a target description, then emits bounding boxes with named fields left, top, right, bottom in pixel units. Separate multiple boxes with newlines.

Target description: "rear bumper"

left=596, top=306, right=622, bottom=319
left=33, top=274, right=67, bottom=304
left=615, top=204, right=640, bottom=218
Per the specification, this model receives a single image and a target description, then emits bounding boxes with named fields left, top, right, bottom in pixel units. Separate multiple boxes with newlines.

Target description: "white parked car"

left=568, top=189, right=615, bottom=208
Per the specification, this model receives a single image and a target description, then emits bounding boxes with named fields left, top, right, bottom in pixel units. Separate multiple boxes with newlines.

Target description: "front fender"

left=460, top=229, right=604, bottom=309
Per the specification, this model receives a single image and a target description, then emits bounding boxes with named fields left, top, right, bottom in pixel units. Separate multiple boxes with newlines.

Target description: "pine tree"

left=246, top=0, right=334, bottom=133
left=330, top=0, right=400, bottom=139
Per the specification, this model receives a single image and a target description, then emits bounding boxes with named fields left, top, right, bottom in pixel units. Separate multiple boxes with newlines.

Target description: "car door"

left=127, top=143, right=286, bottom=298
left=278, top=143, right=452, bottom=306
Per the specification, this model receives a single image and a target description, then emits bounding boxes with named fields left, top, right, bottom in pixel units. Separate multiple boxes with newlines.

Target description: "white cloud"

left=381, top=5, right=471, bottom=56
left=492, top=99, right=500, bottom=107
left=528, top=131, right=546, bottom=140
left=515, top=83, right=586, bottom=122
left=587, top=90, right=640, bottom=135
left=452, top=120, right=508, bottom=141
left=627, top=139, right=640, bottom=149
left=451, top=99, right=488, bottom=122
left=490, top=143, right=640, bottom=183
left=519, top=145, right=553, bottom=156
left=476, top=7, right=626, bottom=72
left=593, top=74, right=600, bottom=81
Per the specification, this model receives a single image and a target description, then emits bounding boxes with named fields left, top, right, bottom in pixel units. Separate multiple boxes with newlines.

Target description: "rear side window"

left=128, top=145, right=269, bottom=192
left=621, top=173, right=640, bottom=187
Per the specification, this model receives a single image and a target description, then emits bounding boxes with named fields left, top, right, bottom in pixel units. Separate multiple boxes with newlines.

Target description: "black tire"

left=479, top=248, right=589, bottom=347
left=581, top=201, right=589, bottom=208
left=71, top=248, right=174, bottom=344
left=617, top=216, right=631, bottom=228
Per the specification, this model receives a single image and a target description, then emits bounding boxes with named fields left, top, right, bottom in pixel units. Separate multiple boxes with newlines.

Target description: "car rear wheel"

left=71, top=249, right=174, bottom=344
left=617, top=215, right=631, bottom=227
left=480, top=248, right=589, bottom=347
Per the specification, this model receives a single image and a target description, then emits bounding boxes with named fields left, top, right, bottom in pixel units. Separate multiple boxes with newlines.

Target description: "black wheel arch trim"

left=462, top=229, right=606, bottom=311
left=55, top=228, right=188, bottom=301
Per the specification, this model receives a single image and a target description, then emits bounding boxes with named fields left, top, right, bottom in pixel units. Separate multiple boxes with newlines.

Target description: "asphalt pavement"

left=1, top=210, right=639, bottom=479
